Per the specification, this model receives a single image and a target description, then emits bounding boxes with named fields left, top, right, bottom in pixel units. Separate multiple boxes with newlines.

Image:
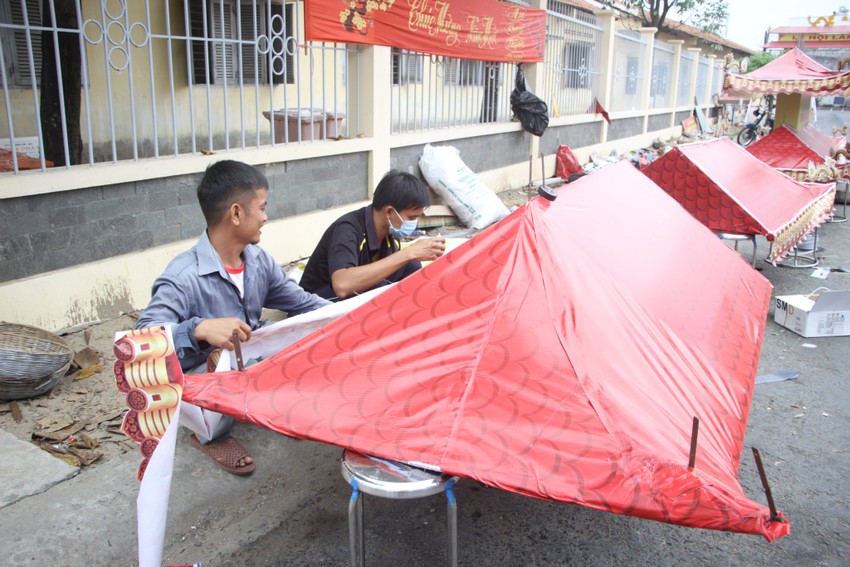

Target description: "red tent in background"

left=723, top=47, right=850, bottom=97
left=173, top=162, right=788, bottom=541
left=642, top=138, right=835, bottom=262
left=747, top=124, right=847, bottom=182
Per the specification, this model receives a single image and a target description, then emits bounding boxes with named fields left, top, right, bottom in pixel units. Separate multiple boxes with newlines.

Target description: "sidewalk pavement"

left=0, top=422, right=347, bottom=566
left=0, top=428, right=78, bottom=509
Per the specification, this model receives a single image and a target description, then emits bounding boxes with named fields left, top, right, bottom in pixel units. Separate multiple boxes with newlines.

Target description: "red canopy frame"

left=723, top=48, right=850, bottom=97
left=642, top=138, right=834, bottom=262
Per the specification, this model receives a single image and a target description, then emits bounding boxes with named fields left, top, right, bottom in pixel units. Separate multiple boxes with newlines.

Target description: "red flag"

left=591, top=97, right=611, bottom=124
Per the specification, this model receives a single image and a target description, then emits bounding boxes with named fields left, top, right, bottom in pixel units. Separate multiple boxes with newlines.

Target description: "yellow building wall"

left=0, top=0, right=349, bottom=156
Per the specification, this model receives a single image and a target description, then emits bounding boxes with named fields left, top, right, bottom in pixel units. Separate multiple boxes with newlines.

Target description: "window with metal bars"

left=392, top=48, right=423, bottom=85
left=564, top=41, right=592, bottom=89
left=547, top=0, right=596, bottom=24
left=444, top=58, right=484, bottom=86
left=625, top=56, right=639, bottom=95
left=189, top=0, right=293, bottom=85
left=0, top=0, right=42, bottom=87
left=651, top=62, right=668, bottom=97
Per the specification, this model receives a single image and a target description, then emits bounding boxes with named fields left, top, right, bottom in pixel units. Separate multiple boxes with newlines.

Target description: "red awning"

left=770, top=25, right=850, bottom=34
left=724, top=47, right=850, bottom=96
left=175, top=162, right=790, bottom=540
left=642, top=138, right=834, bottom=261
left=764, top=41, right=850, bottom=49
left=747, top=124, right=848, bottom=182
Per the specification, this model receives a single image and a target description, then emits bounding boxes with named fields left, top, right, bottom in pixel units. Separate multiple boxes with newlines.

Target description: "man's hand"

left=195, top=318, right=252, bottom=350
left=404, top=236, right=447, bottom=262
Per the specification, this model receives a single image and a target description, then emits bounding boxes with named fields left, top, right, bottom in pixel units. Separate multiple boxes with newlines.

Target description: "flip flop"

left=189, top=434, right=255, bottom=476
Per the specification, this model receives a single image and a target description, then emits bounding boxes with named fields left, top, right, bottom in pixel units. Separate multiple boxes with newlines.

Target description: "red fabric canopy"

left=642, top=138, right=835, bottom=261
left=724, top=48, right=850, bottom=96
left=178, top=162, right=789, bottom=541
left=747, top=124, right=847, bottom=181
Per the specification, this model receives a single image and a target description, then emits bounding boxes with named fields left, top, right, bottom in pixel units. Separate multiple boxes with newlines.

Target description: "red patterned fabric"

left=747, top=125, right=826, bottom=170
left=181, top=162, right=789, bottom=541
left=642, top=137, right=834, bottom=261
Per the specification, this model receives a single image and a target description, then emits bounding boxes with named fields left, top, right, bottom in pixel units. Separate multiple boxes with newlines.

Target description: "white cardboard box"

left=774, top=290, right=850, bottom=337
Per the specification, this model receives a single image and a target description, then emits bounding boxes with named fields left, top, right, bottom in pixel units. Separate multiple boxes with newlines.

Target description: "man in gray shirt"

left=135, top=160, right=329, bottom=475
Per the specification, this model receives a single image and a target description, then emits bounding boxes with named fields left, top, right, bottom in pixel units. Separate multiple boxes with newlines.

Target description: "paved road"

left=813, top=106, right=849, bottom=136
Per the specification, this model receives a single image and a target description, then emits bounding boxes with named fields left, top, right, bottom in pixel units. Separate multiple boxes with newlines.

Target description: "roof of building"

left=770, top=25, right=850, bottom=34
left=664, top=20, right=756, bottom=56
left=587, top=0, right=755, bottom=55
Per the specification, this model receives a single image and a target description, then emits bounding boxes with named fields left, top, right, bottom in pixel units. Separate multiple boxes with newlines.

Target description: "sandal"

left=189, top=434, right=255, bottom=476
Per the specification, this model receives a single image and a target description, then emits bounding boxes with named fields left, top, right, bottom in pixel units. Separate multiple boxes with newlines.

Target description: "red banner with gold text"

left=304, top=0, right=546, bottom=63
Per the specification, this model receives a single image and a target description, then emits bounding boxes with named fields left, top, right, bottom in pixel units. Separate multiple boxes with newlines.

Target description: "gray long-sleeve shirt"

left=135, top=231, right=329, bottom=371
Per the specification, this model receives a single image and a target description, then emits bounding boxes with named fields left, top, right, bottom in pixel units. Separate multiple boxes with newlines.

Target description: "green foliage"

left=746, top=52, right=777, bottom=72
left=602, top=0, right=729, bottom=36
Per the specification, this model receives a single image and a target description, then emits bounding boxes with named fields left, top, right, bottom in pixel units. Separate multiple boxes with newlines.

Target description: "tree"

left=604, top=0, right=729, bottom=36
left=40, top=0, right=82, bottom=167
left=746, top=52, right=777, bottom=73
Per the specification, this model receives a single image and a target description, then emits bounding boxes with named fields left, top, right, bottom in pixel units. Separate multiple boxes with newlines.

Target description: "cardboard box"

left=774, top=290, right=850, bottom=337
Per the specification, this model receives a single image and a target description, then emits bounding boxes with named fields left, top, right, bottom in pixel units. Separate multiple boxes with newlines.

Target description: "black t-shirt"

left=300, top=205, right=419, bottom=299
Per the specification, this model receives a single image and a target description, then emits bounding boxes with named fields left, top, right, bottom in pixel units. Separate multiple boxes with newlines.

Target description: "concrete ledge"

left=0, top=428, right=78, bottom=509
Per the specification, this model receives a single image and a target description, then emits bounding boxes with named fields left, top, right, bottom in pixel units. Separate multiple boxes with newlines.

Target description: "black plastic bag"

left=510, top=63, right=549, bottom=137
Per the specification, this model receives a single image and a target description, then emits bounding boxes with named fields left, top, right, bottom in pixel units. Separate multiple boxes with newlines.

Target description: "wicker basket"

left=0, top=322, right=74, bottom=400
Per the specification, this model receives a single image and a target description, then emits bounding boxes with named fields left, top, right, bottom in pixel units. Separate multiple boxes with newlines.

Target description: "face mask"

left=388, top=208, right=418, bottom=239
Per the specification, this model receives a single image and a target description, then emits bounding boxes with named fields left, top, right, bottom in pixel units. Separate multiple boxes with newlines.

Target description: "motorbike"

left=737, top=101, right=773, bottom=147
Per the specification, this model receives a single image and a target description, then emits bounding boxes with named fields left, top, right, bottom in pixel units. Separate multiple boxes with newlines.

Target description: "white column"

left=594, top=10, right=618, bottom=143
left=526, top=0, right=547, bottom=166
left=686, top=47, right=701, bottom=111
left=705, top=54, right=717, bottom=113
left=667, top=40, right=684, bottom=128
left=640, top=27, right=657, bottom=134
left=354, top=45, right=392, bottom=197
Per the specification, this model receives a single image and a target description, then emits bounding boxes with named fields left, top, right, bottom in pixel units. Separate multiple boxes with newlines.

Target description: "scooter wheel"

left=737, top=127, right=757, bottom=147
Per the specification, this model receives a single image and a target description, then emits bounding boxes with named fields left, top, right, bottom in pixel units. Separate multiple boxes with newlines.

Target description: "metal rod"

left=540, top=152, right=546, bottom=188
left=162, top=0, right=179, bottom=157
left=688, top=416, right=699, bottom=469
left=145, top=0, right=161, bottom=158
left=122, top=2, right=140, bottom=161
left=0, top=27, right=18, bottom=173
left=21, top=0, right=47, bottom=170
left=46, top=0, right=71, bottom=167
left=96, top=0, right=117, bottom=162
left=182, top=0, right=197, bottom=154
left=752, top=447, right=783, bottom=522
left=232, top=331, right=245, bottom=371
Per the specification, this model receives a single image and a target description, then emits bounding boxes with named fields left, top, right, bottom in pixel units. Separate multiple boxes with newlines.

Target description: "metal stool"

left=767, top=229, right=820, bottom=268
left=341, top=449, right=459, bottom=567
left=716, top=233, right=757, bottom=267
left=828, top=180, right=848, bottom=223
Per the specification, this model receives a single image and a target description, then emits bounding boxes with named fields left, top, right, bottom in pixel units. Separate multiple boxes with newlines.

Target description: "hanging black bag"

left=510, top=63, right=549, bottom=137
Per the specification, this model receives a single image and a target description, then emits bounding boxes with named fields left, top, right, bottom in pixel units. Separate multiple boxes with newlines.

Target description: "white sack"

left=418, top=144, right=509, bottom=229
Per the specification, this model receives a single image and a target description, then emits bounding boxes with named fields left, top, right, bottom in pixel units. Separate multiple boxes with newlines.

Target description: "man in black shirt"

left=300, top=170, right=446, bottom=299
